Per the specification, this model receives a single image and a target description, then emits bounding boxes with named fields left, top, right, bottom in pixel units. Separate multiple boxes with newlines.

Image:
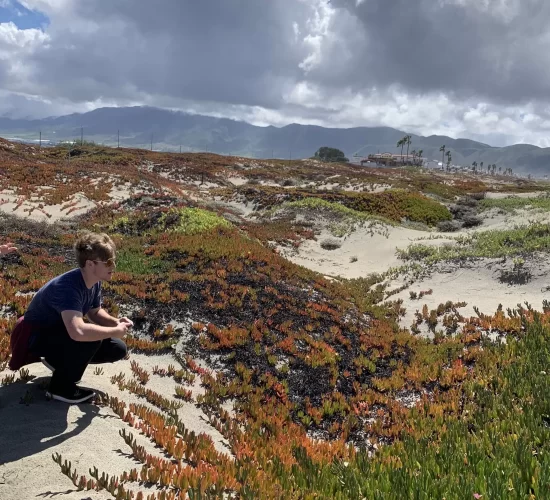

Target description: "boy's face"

left=90, top=255, right=116, bottom=281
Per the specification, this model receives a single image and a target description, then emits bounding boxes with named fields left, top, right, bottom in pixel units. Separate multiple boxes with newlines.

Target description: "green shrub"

left=159, top=207, right=232, bottom=235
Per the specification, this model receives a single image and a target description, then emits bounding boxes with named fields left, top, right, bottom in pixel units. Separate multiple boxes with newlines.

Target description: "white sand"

left=467, top=206, right=550, bottom=233
left=276, top=194, right=550, bottom=282
left=227, top=176, right=248, bottom=186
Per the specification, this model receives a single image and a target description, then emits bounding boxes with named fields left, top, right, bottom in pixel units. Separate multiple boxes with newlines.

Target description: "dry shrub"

left=320, top=238, right=342, bottom=250
left=469, top=191, right=487, bottom=200
left=462, top=215, right=483, bottom=228
left=437, top=220, right=461, bottom=232
left=456, top=197, right=479, bottom=207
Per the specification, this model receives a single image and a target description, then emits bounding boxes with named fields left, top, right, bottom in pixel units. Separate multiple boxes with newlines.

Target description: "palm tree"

left=405, top=135, right=412, bottom=164
left=480, top=161, right=484, bottom=174
left=498, top=166, right=502, bottom=175
left=472, top=161, right=478, bottom=172
left=417, top=149, right=423, bottom=166
left=397, top=137, right=406, bottom=163
left=411, top=149, right=417, bottom=165
left=439, top=145, right=446, bottom=169
left=445, top=150, right=452, bottom=171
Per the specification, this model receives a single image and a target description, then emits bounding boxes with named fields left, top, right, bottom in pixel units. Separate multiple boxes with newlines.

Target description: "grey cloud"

left=19, top=0, right=313, bottom=108
left=318, top=0, right=550, bottom=104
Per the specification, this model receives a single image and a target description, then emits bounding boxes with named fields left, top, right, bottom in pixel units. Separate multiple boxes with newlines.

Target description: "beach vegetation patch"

left=480, top=194, right=550, bottom=213
left=398, top=222, right=550, bottom=263
left=267, top=197, right=393, bottom=237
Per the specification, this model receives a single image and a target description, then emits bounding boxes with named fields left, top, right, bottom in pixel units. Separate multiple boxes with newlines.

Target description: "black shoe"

left=46, top=385, right=96, bottom=404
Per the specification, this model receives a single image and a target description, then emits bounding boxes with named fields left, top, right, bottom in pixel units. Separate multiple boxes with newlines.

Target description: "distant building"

left=359, top=153, right=426, bottom=167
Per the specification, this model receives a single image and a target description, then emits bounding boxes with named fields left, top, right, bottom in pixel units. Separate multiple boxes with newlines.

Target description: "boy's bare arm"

left=62, top=310, right=129, bottom=342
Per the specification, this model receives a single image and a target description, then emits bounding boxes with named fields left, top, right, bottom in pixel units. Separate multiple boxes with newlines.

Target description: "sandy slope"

left=279, top=196, right=550, bottom=338
left=279, top=225, right=453, bottom=279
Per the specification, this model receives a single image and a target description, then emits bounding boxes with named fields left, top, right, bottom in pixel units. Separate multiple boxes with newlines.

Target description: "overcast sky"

left=1, top=0, right=550, bottom=146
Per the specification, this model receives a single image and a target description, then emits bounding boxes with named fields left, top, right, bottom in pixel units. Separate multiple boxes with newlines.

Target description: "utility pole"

left=117, top=130, right=120, bottom=148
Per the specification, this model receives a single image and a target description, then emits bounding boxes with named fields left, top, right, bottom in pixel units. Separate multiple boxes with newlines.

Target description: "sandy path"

left=0, top=352, right=229, bottom=500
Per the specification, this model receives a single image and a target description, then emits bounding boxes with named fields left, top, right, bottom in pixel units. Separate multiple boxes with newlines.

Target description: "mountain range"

left=0, top=106, right=548, bottom=175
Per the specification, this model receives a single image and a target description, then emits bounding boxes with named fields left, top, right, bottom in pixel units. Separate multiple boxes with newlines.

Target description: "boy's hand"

left=118, top=317, right=134, bottom=328
left=113, top=321, right=131, bottom=338
left=0, top=243, right=17, bottom=255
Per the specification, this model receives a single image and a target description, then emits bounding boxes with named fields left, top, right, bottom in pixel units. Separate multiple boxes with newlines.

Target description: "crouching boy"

left=11, top=231, right=132, bottom=404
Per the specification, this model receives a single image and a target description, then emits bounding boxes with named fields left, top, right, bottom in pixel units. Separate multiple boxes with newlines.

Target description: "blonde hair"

left=74, top=231, right=116, bottom=268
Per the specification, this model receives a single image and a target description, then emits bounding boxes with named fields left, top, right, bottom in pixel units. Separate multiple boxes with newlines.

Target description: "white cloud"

left=0, top=21, right=48, bottom=49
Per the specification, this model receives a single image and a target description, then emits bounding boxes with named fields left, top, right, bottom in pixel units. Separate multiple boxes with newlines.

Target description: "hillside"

left=2, top=106, right=550, bottom=174
left=1, top=139, right=550, bottom=498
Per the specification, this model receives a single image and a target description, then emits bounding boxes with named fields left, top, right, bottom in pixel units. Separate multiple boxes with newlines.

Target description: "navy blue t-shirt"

left=25, top=268, right=101, bottom=325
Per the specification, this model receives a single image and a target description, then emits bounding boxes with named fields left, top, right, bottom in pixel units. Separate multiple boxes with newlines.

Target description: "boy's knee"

left=112, top=338, right=127, bottom=362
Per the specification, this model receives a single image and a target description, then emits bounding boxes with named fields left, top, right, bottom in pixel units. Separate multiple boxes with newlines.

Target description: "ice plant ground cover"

left=1, top=140, right=550, bottom=497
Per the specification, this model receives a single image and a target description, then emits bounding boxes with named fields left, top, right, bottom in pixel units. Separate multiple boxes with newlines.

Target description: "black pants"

left=30, top=322, right=127, bottom=390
